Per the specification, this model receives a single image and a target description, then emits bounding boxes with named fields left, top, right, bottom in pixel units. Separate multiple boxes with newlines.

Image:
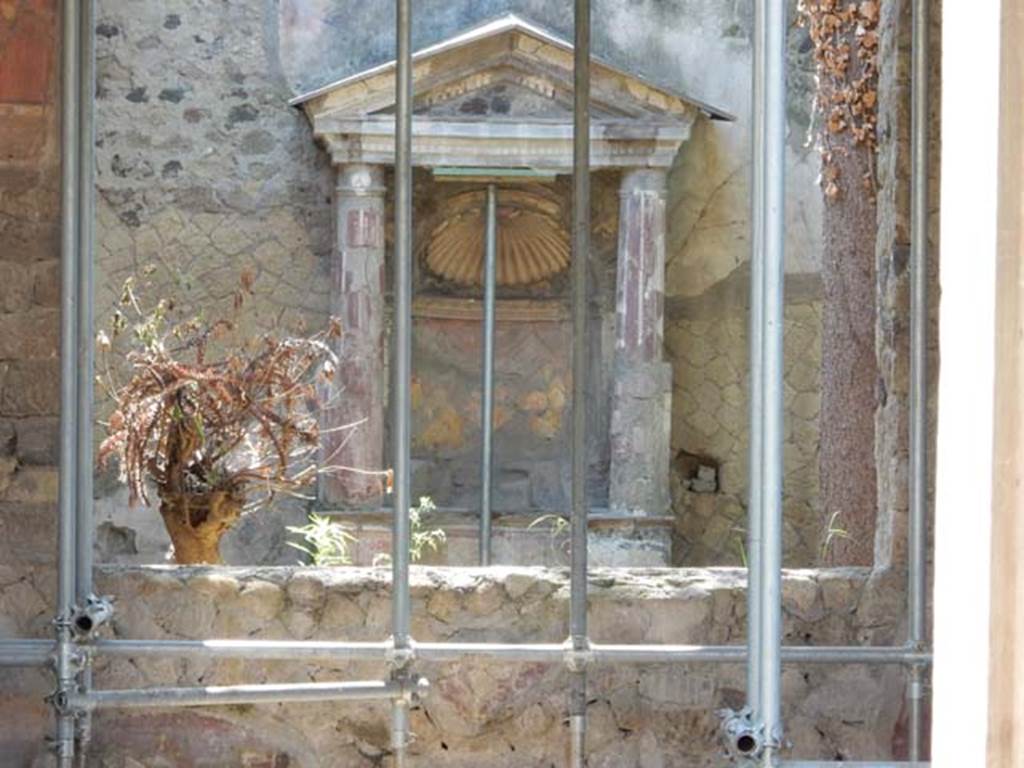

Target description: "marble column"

left=609, top=169, right=672, bottom=516
left=320, top=164, right=387, bottom=508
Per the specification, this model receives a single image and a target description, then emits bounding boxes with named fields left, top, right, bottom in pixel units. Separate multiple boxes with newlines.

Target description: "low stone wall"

left=0, top=565, right=909, bottom=767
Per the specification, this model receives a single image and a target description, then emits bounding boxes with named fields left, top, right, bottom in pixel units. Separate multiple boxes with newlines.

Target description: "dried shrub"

left=97, top=271, right=375, bottom=563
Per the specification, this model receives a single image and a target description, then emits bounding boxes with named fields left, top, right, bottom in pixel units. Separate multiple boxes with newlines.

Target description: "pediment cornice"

left=293, top=14, right=733, bottom=170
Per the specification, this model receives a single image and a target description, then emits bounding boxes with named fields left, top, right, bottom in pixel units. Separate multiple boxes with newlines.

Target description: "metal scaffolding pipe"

left=479, top=184, right=498, bottom=565
left=56, top=0, right=83, bottom=763
left=418, top=642, right=565, bottom=663
left=757, top=0, right=789, bottom=763
left=0, top=651, right=52, bottom=668
left=75, top=0, right=97, bottom=614
left=57, top=0, right=81, bottom=636
left=391, top=0, right=413, bottom=764
left=65, top=678, right=428, bottom=712
left=746, top=0, right=768, bottom=719
left=92, top=639, right=391, bottom=661
left=569, top=0, right=591, bottom=765
left=0, top=640, right=52, bottom=668
left=74, top=3, right=98, bottom=762
left=85, top=639, right=931, bottom=667
left=908, top=0, right=931, bottom=758
left=391, top=0, right=413, bottom=656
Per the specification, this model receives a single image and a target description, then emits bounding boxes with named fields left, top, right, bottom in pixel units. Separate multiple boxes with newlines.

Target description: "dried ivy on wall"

left=798, top=0, right=881, bottom=200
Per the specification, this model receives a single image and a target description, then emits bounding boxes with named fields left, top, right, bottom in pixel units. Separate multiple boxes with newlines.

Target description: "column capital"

left=336, top=163, right=387, bottom=196
left=619, top=168, right=668, bottom=198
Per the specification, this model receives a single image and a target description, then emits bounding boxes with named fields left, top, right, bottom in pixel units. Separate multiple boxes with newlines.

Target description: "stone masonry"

left=0, top=1, right=65, bottom=762
left=0, top=565, right=912, bottom=766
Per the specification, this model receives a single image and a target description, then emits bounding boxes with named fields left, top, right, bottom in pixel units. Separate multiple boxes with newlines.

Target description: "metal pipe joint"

left=71, top=595, right=113, bottom=639
left=386, top=637, right=416, bottom=670
left=718, top=707, right=764, bottom=761
left=563, top=636, right=594, bottom=672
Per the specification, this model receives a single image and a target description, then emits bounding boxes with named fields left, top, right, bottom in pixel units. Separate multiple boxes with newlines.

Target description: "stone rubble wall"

left=3, top=565, right=910, bottom=767
left=0, top=2, right=67, bottom=759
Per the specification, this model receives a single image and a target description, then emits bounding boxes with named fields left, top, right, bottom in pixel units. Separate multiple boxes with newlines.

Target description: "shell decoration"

left=425, top=188, right=570, bottom=287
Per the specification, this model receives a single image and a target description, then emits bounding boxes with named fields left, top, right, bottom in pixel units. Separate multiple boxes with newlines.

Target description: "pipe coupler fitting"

left=562, top=637, right=593, bottom=672
left=385, top=637, right=416, bottom=670
left=71, top=595, right=114, bottom=638
left=403, top=675, right=430, bottom=706
left=718, top=707, right=764, bottom=761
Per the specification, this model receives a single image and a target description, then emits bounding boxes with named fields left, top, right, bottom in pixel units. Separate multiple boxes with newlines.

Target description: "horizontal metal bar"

left=66, top=677, right=428, bottom=712
left=87, top=639, right=931, bottom=667
left=782, top=763, right=930, bottom=767
left=0, top=653, right=52, bottom=667
left=417, top=642, right=565, bottom=662
left=0, top=640, right=53, bottom=667
left=92, top=639, right=390, bottom=661
left=780, top=646, right=932, bottom=665
left=591, top=644, right=746, bottom=664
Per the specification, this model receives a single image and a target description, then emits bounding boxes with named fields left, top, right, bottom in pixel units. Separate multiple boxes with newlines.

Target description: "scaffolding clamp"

left=562, top=637, right=593, bottom=672
left=71, top=594, right=114, bottom=639
left=403, top=675, right=431, bottom=706
left=385, top=636, right=416, bottom=671
left=718, top=706, right=765, bottom=761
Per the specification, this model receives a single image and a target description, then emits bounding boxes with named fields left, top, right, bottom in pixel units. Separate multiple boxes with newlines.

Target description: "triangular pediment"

left=292, top=14, right=733, bottom=170
left=292, top=13, right=733, bottom=124
left=375, top=71, right=629, bottom=122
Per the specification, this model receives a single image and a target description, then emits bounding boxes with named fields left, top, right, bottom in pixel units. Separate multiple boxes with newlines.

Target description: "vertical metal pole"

left=758, top=0, right=788, bottom=763
left=75, top=1, right=97, bottom=762
left=908, top=0, right=930, bottom=758
left=391, top=0, right=413, bottom=764
left=479, top=184, right=498, bottom=566
left=75, top=0, right=96, bottom=609
left=570, top=0, right=590, bottom=765
left=56, top=0, right=82, bottom=765
left=746, top=0, right=768, bottom=719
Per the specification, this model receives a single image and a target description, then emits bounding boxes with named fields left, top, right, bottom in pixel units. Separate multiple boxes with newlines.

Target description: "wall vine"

left=798, top=0, right=881, bottom=200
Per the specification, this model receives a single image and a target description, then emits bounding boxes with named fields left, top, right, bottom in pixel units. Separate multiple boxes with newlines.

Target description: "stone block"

left=29, top=259, right=60, bottom=307
left=0, top=502, right=56, bottom=564
left=0, top=419, right=14, bottom=455
left=0, top=106, right=48, bottom=162
left=234, top=579, right=285, bottom=620
left=0, top=360, right=60, bottom=416
left=0, top=466, right=58, bottom=504
left=0, top=696, right=50, bottom=768
left=286, top=570, right=326, bottom=607
left=13, top=416, right=58, bottom=464
left=190, top=571, right=240, bottom=601
left=0, top=262, right=33, bottom=312
left=0, top=215, right=59, bottom=264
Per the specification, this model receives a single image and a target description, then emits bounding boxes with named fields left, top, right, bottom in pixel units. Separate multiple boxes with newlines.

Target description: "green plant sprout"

left=374, top=497, right=447, bottom=566
left=286, top=513, right=357, bottom=566
left=820, top=510, right=852, bottom=562
left=730, top=524, right=748, bottom=568
left=528, top=513, right=571, bottom=559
